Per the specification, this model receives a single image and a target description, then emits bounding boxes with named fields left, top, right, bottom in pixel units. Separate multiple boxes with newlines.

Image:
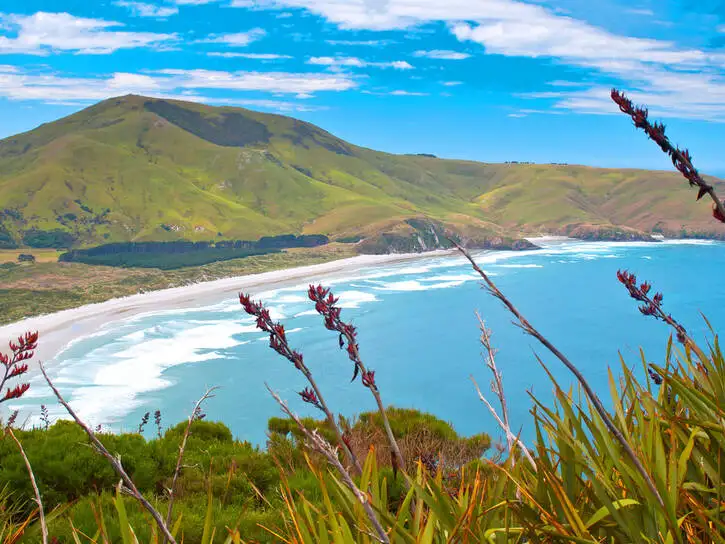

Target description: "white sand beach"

left=0, top=250, right=458, bottom=365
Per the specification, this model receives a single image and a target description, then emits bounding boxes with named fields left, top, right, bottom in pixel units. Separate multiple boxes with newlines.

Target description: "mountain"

left=0, top=94, right=722, bottom=252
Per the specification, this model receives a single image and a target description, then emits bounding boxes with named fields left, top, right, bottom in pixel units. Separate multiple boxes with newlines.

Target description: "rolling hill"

left=1, top=94, right=723, bottom=252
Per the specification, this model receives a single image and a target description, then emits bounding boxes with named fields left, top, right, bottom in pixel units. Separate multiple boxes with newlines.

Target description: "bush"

left=17, top=254, right=35, bottom=263
left=0, top=421, right=158, bottom=510
left=0, top=227, right=17, bottom=248
left=22, top=229, right=75, bottom=249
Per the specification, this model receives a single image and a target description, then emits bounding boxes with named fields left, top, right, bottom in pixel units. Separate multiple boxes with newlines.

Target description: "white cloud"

left=199, top=28, right=266, bottom=46
left=115, top=2, right=179, bottom=18
left=389, top=90, right=428, bottom=96
left=441, top=81, right=463, bottom=86
left=308, top=56, right=413, bottom=70
left=524, top=66, right=725, bottom=121
left=231, top=0, right=725, bottom=121
left=325, top=39, right=394, bottom=46
left=414, top=50, right=470, bottom=60
left=0, top=12, right=176, bottom=55
left=200, top=97, right=326, bottom=111
left=208, top=52, right=292, bottom=59
left=625, top=8, right=655, bottom=16
left=390, top=60, right=414, bottom=70
left=0, top=65, right=356, bottom=105
left=156, top=68, right=357, bottom=94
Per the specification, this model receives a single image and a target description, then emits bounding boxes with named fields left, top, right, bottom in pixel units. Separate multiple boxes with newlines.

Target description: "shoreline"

left=0, top=235, right=714, bottom=367
left=0, top=249, right=458, bottom=365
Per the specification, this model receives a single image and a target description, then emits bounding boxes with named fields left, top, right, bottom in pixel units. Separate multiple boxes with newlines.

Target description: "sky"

left=1, top=0, right=725, bottom=173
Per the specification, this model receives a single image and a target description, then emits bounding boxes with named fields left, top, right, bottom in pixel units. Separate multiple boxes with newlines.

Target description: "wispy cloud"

left=239, top=0, right=725, bottom=120
left=173, top=0, right=221, bottom=4
left=325, top=39, right=395, bottom=46
left=156, top=68, right=357, bottom=95
left=625, top=8, right=655, bottom=16
left=207, top=52, right=292, bottom=60
left=0, top=11, right=176, bottom=55
left=114, top=1, right=179, bottom=18
left=389, top=90, right=428, bottom=96
left=413, top=50, right=470, bottom=60
left=0, top=65, right=356, bottom=104
left=363, top=89, right=428, bottom=96
left=308, top=56, right=413, bottom=70
left=198, top=28, right=266, bottom=46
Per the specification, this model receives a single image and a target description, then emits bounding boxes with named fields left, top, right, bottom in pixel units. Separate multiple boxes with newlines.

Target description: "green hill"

left=1, top=94, right=722, bottom=251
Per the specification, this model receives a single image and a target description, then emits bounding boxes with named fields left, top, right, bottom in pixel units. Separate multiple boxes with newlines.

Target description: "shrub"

left=21, top=229, right=75, bottom=249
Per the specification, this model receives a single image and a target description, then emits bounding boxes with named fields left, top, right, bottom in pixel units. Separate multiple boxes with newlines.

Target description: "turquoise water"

left=16, top=239, right=725, bottom=447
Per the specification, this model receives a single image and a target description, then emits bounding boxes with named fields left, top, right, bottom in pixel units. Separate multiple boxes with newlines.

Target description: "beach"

left=0, top=249, right=458, bottom=365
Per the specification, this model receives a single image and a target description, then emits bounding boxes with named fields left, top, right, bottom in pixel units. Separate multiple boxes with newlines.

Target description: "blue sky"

left=1, top=0, right=724, bottom=173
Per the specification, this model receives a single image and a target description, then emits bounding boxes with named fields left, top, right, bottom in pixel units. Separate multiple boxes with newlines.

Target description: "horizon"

left=1, top=0, right=724, bottom=174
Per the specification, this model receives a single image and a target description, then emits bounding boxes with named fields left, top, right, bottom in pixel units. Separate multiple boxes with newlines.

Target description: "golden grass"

left=0, top=249, right=62, bottom=264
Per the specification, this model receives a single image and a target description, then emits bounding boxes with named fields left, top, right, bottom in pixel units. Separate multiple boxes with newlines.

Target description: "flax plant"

left=307, top=284, right=406, bottom=475
left=240, top=292, right=363, bottom=474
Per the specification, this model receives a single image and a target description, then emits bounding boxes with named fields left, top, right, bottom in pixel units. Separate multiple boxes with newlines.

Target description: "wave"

left=336, top=290, right=379, bottom=308
left=660, top=239, right=717, bottom=246
left=493, top=264, right=544, bottom=269
left=39, top=321, right=252, bottom=426
left=373, top=279, right=466, bottom=292
left=419, top=274, right=480, bottom=282
left=294, top=309, right=319, bottom=318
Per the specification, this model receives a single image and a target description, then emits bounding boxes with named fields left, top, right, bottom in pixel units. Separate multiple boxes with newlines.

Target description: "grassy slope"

left=2, top=94, right=722, bottom=249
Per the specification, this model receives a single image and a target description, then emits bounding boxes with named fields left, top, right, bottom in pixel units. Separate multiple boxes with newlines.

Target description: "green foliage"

left=8, top=336, right=725, bottom=542
left=0, top=421, right=158, bottom=510
left=3, top=408, right=482, bottom=542
left=59, top=247, right=278, bottom=269
left=357, top=408, right=460, bottom=442
left=57, top=235, right=329, bottom=269
left=164, top=420, right=233, bottom=444
left=0, top=227, right=16, bottom=249
left=21, top=230, right=75, bottom=249
left=275, top=335, right=725, bottom=543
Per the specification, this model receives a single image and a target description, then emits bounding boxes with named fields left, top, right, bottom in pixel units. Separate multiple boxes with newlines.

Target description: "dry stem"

left=162, top=387, right=218, bottom=544
left=453, top=241, right=664, bottom=507
left=40, top=361, right=178, bottom=544
left=6, top=428, right=48, bottom=544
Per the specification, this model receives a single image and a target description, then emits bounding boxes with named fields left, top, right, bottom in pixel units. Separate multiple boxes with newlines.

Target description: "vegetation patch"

left=144, top=100, right=271, bottom=148
left=59, top=247, right=278, bottom=269
left=58, top=235, right=329, bottom=269
left=21, top=229, right=76, bottom=249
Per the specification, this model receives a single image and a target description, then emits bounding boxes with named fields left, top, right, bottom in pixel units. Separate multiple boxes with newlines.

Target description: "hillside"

left=0, top=94, right=723, bottom=251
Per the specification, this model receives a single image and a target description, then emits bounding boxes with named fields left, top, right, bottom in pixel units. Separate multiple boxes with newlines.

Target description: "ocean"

left=13, top=239, right=725, bottom=447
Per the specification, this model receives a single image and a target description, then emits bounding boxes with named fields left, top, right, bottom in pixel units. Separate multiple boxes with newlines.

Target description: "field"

left=0, top=249, right=63, bottom=263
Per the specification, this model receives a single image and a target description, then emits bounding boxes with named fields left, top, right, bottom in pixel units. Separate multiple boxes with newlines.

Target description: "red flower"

left=299, top=387, right=322, bottom=410
left=7, top=363, right=28, bottom=379
left=3, top=383, right=30, bottom=401
left=361, top=370, right=376, bottom=389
